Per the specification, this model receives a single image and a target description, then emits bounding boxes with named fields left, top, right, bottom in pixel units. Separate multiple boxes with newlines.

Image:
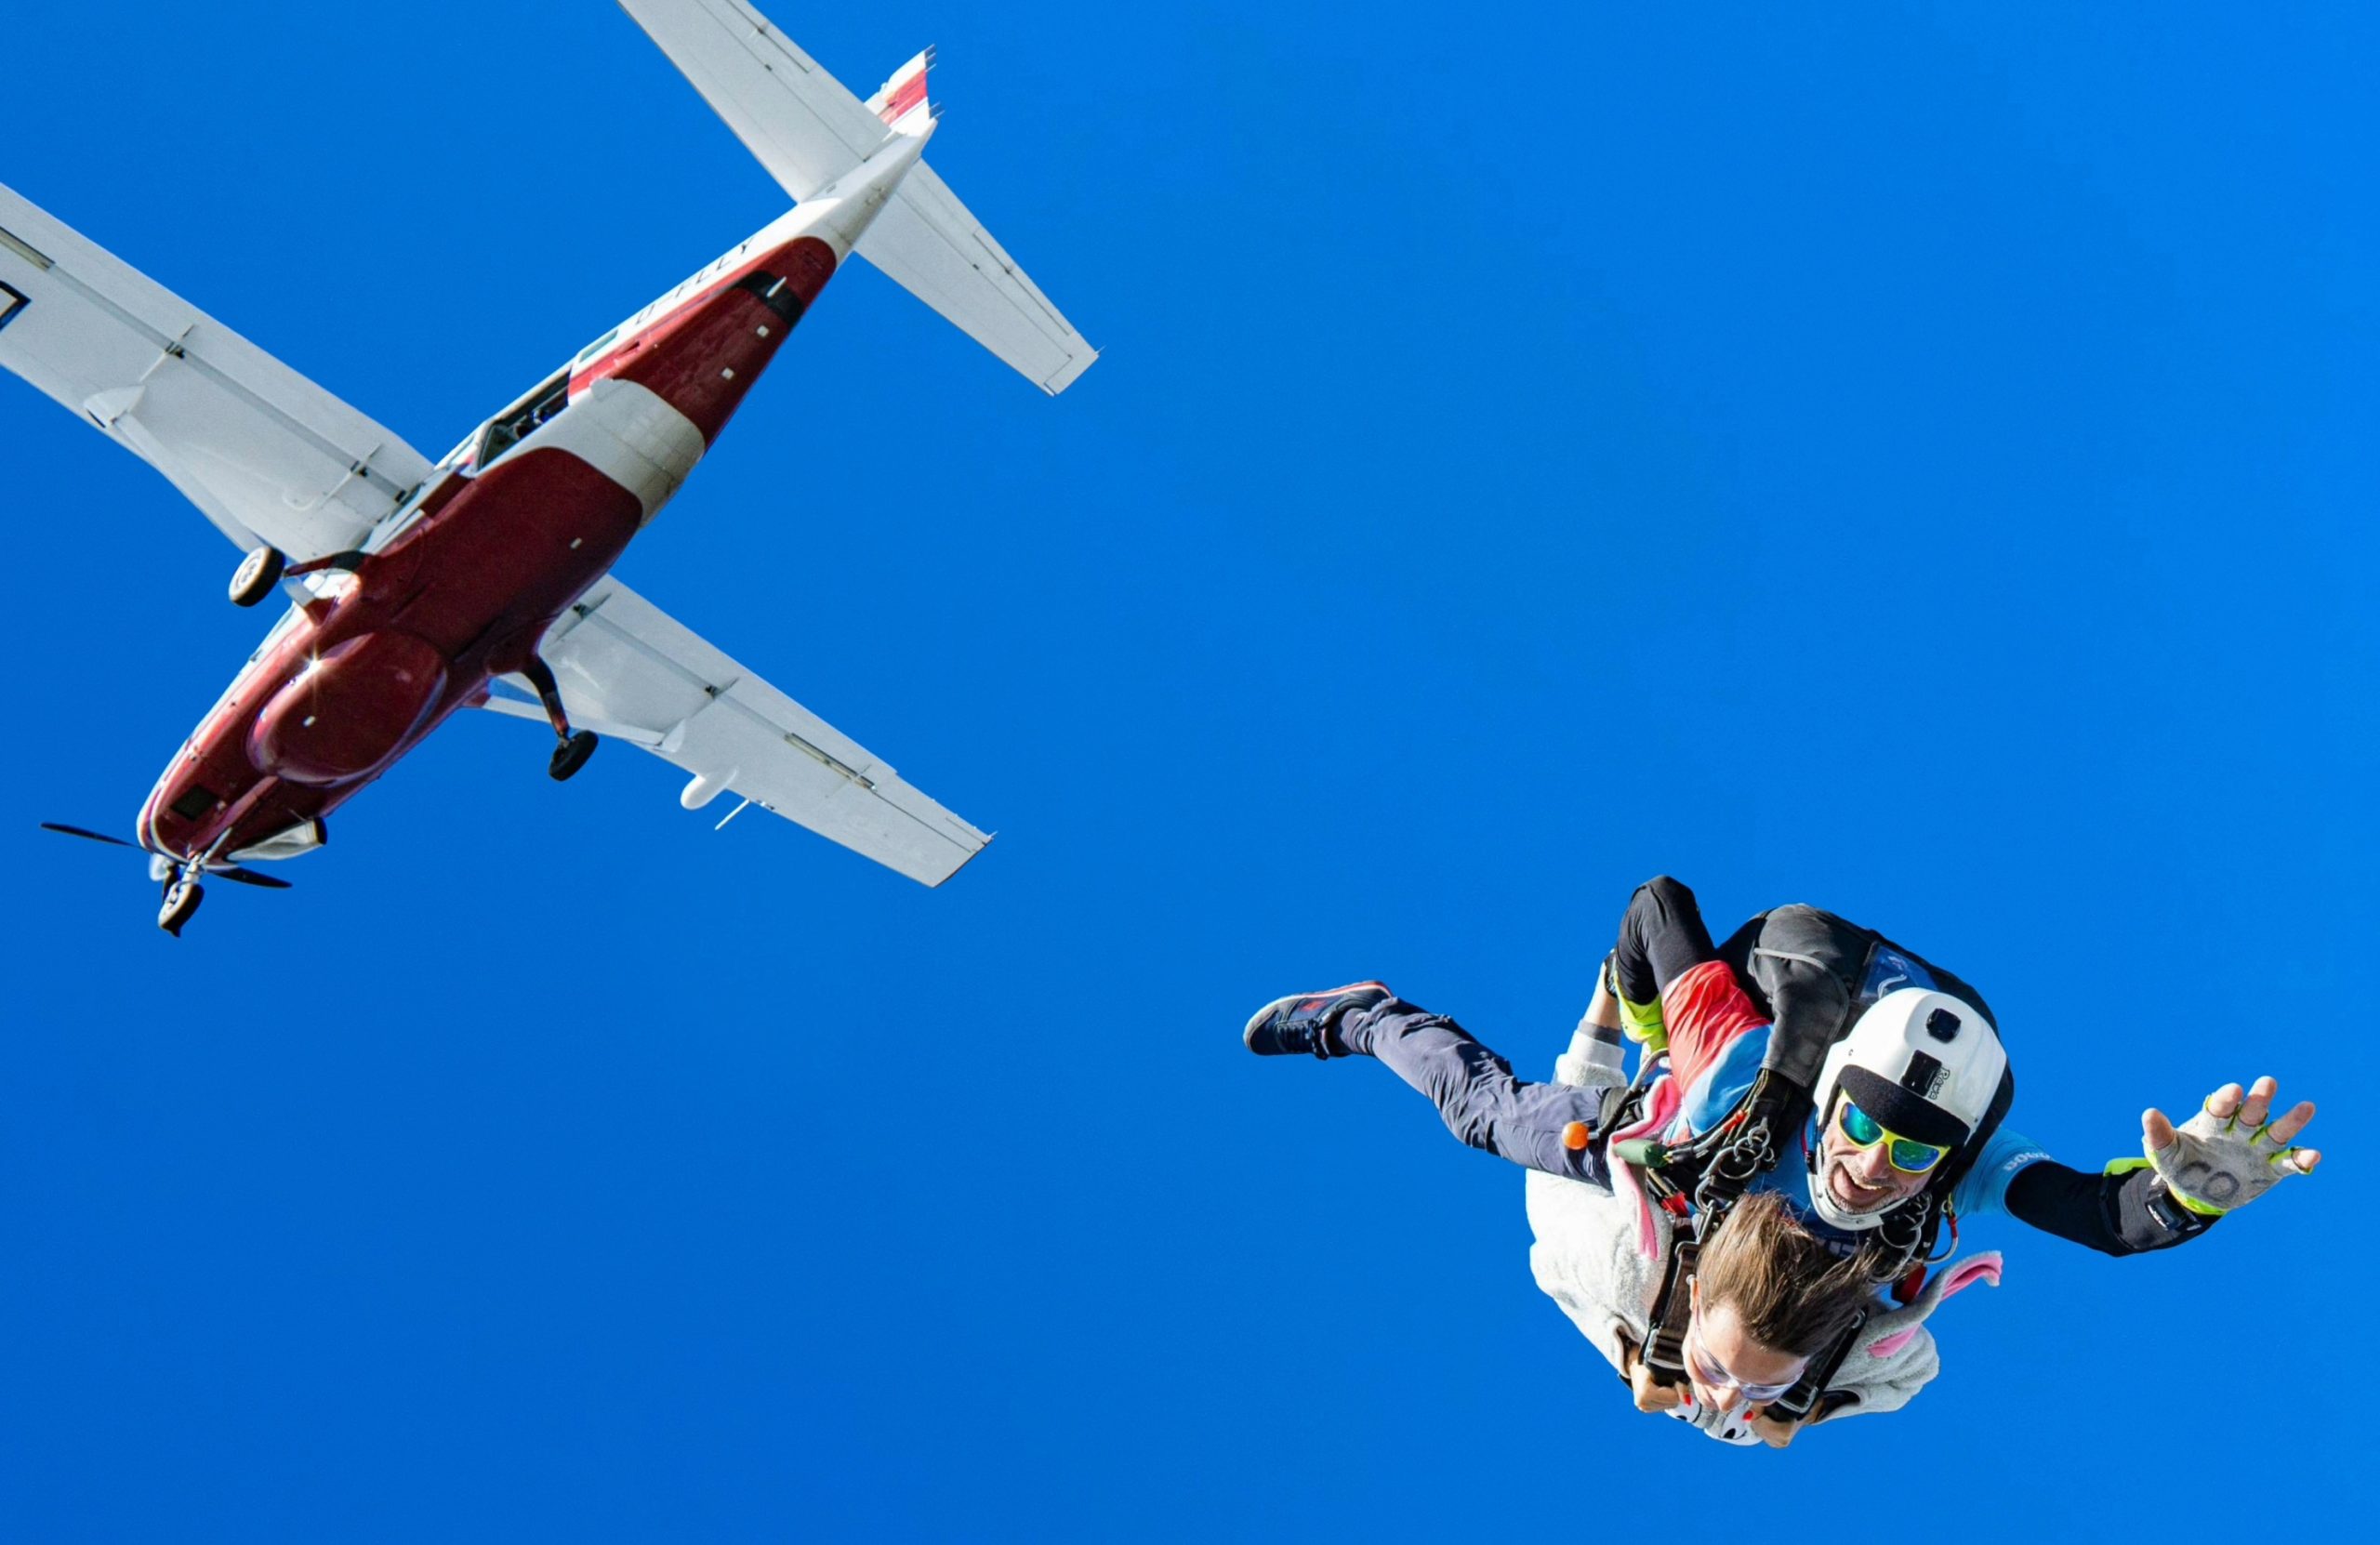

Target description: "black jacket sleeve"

left=2003, top=1159, right=2217, bottom=1256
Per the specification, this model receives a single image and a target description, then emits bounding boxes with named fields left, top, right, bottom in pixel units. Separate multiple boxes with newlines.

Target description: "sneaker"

left=1242, top=982, right=1392, bottom=1058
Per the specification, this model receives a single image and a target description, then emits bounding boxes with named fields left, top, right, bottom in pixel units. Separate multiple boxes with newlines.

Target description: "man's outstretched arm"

left=2002, top=1076, right=2320, bottom=1256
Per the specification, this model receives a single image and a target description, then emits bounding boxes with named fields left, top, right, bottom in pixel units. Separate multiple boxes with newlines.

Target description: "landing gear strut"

left=520, top=654, right=599, bottom=782
left=229, top=545, right=286, bottom=607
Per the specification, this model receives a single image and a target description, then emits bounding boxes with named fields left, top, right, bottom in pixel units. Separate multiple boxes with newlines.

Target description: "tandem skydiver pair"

left=1242, top=875, right=2321, bottom=1447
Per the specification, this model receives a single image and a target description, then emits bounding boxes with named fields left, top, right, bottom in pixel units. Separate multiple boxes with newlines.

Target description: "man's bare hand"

left=2143, top=1076, right=2320, bottom=1215
left=1745, top=1406, right=1802, bottom=1448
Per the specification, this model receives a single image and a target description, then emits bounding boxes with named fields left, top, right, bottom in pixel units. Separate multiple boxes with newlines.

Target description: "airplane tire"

left=158, top=881, right=204, bottom=936
left=230, top=546, right=286, bottom=607
left=549, top=730, right=599, bottom=783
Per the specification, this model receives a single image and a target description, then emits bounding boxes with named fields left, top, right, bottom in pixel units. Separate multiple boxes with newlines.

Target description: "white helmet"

left=1807, top=987, right=2009, bottom=1231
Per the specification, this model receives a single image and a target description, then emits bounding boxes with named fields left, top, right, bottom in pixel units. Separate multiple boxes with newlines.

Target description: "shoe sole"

left=1242, top=981, right=1390, bottom=1050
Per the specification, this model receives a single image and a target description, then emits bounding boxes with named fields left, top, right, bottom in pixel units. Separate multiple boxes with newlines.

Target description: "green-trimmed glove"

left=2139, top=1102, right=2308, bottom=1216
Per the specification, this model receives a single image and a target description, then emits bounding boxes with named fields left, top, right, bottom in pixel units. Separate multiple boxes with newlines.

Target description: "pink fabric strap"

left=1608, top=1074, right=1682, bottom=1259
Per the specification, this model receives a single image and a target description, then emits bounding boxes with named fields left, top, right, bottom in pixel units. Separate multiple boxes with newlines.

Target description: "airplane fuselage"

left=136, top=222, right=847, bottom=866
left=10, top=17, right=1085, bottom=928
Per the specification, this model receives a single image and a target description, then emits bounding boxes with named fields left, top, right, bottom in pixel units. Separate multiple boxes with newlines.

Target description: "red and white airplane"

left=1, top=0, right=1094, bottom=933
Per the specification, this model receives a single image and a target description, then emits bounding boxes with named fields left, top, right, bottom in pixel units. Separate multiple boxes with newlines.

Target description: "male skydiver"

left=1241, top=876, right=2321, bottom=1441
left=1584, top=876, right=2319, bottom=1260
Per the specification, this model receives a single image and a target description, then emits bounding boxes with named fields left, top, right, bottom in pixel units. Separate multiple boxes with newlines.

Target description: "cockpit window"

left=575, top=327, right=620, bottom=367
left=476, top=369, right=572, bottom=466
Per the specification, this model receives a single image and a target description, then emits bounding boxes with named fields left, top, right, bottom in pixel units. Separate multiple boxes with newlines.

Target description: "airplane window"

left=575, top=327, right=620, bottom=367
left=476, top=370, right=573, bottom=466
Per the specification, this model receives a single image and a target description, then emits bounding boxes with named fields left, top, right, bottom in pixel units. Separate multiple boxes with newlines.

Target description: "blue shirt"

left=1660, top=947, right=2050, bottom=1235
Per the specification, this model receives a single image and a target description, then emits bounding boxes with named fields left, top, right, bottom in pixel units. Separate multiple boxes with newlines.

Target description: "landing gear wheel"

left=549, top=730, right=599, bottom=782
left=158, top=880, right=204, bottom=936
left=230, top=546, right=286, bottom=607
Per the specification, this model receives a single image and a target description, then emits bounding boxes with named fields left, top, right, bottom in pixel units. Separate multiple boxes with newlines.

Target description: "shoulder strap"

left=1637, top=1235, right=1699, bottom=1386
left=1765, top=1306, right=1870, bottom=1421
left=1616, top=1066, right=1811, bottom=1391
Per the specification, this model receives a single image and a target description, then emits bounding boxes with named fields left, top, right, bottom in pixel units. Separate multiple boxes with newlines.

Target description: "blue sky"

left=2, top=1, right=2370, bottom=1538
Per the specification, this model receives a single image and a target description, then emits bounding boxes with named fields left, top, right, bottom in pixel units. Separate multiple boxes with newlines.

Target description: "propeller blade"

left=39, top=822, right=137, bottom=849
left=209, top=865, right=293, bottom=891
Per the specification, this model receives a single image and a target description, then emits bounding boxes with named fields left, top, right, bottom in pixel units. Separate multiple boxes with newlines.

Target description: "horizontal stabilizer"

left=618, top=0, right=1095, bottom=393
left=858, top=165, right=1097, bottom=396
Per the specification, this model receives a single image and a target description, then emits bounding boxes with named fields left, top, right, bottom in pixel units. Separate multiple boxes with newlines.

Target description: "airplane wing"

left=478, top=573, right=991, bottom=887
left=616, top=0, right=892, bottom=203
left=0, top=180, right=433, bottom=563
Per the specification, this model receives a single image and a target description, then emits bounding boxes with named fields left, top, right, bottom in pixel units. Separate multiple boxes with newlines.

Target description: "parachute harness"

left=1622, top=1070, right=1867, bottom=1422
left=1600, top=926, right=2010, bottom=1427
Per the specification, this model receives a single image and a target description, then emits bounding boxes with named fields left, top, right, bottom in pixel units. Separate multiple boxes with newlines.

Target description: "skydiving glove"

left=1667, top=1069, right=1811, bottom=1221
left=1707, top=1070, right=1811, bottom=1174
left=2140, top=1101, right=2310, bottom=1216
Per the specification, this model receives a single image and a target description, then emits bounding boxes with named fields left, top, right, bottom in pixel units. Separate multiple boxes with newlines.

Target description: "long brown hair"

left=1694, top=1193, right=1879, bottom=1357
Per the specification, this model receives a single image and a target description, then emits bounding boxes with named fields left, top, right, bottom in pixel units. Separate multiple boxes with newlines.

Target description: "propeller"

left=39, top=822, right=137, bottom=848
left=210, top=865, right=293, bottom=891
left=37, top=822, right=294, bottom=888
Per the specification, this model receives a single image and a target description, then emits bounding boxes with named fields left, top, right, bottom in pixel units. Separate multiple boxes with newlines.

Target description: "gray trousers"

left=1337, top=1000, right=1620, bottom=1188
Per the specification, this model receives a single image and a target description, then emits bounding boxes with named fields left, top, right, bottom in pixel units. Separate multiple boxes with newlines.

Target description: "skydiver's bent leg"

left=1334, top=1000, right=1620, bottom=1185
left=1610, top=875, right=1722, bottom=1007
left=1603, top=876, right=1770, bottom=1089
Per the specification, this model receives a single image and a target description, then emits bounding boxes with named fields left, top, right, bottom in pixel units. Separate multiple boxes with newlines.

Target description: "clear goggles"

left=1683, top=1316, right=1800, bottom=1404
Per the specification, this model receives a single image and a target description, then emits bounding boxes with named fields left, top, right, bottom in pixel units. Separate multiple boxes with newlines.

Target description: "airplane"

left=0, top=0, right=1095, bottom=934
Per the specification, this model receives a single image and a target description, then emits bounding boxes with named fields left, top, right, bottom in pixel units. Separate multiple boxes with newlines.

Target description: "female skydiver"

left=1528, top=1183, right=1935, bottom=1446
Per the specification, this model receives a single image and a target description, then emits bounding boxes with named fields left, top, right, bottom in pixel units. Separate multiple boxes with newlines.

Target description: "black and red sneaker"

left=1241, top=982, right=1392, bottom=1058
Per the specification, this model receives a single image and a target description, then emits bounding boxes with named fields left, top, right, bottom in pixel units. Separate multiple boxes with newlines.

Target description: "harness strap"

left=1766, top=1307, right=1868, bottom=1421
left=1609, top=1068, right=1809, bottom=1391
left=1639, top=1235, right=1699, bottom=1385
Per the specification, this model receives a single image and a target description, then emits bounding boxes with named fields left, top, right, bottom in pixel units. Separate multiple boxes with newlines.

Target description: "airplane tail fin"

left=865, top=46, right=939, bottom=138
left=619, top=3, right=1096, bottom=394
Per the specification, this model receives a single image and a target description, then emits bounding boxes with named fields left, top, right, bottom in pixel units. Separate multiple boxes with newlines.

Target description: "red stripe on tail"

left=878, top=71, right=929, bottom=125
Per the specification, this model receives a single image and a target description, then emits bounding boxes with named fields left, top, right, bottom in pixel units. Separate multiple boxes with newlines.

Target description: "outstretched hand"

left=2142, top=1076, right=2319, bottom=1215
